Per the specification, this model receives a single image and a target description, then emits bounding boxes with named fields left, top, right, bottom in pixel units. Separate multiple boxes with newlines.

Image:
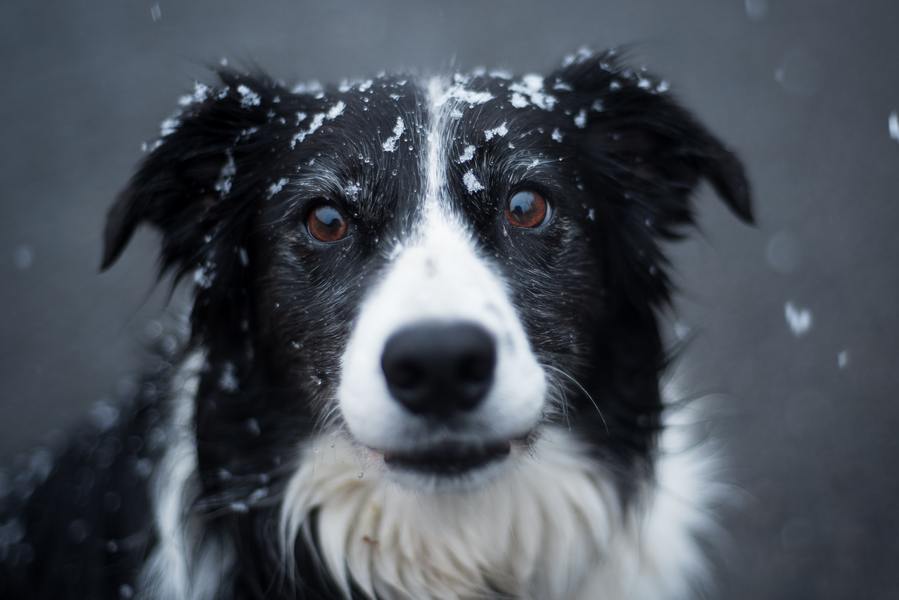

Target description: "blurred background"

left=1, top=0, right=897, bottom=597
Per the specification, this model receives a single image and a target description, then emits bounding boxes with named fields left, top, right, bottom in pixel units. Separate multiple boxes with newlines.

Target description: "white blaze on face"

left=336, top=77, right=546, bottom=454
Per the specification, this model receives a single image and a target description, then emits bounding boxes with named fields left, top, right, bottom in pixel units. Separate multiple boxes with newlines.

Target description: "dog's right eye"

left=505, top=190, right=550, bottom=229
left=306, top=202, right=349, bottom=243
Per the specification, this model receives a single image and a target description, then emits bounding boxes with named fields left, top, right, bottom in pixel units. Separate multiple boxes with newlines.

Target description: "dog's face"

left=103, top=50, right=750, bottom=497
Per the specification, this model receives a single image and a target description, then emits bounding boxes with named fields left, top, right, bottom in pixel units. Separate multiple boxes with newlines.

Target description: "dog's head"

left=103, top=50, right=751, bottom=497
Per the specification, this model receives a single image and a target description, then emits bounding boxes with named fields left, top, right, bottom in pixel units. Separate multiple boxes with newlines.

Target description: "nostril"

left=386, top=359, right=425, bottom=390
left=457, top=350, right=494, bottom=384
left=381, top=321, right=497, bottom=417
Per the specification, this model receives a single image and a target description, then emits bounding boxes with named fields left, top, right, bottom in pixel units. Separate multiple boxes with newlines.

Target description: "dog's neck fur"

left=280, top=429, right=714, bottom=600
left=140, top=352, right=722, bottom=600
left=282, top=430, right=621, bottom=600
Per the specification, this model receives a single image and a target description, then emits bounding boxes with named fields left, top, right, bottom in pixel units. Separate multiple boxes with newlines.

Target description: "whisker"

left=543, top=374, right=572, bottom=431
left=542, top=364, right=609, bottom=434
left=314, top=401, right=343, bottom=434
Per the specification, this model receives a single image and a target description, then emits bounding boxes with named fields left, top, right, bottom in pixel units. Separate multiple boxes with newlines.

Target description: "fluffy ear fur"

left=552, top=50, right=753, bottom=233
left=101, top=68, right=308, bottom=353
left=551, top=50, right=753, bottom=309
left=101, top=68, right=287, bottom=276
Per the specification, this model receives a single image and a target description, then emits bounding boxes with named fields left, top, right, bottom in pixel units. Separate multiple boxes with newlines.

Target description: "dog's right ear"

left=101, top=69, right=287, bottom=277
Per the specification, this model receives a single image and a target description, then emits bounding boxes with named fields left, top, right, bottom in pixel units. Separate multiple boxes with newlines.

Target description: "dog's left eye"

left=306, top=202, right=349, bottom=243
left=505, top=190, right=550, bottom=229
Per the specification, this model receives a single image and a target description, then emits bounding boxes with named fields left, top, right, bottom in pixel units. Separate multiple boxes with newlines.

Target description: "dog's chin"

left=370, top=438, right=520, bottom=493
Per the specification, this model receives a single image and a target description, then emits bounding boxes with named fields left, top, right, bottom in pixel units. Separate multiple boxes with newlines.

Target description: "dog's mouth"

left=381, top=439, right=512, bottom=476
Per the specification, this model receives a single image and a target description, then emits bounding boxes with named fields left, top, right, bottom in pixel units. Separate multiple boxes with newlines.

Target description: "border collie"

left=0, top=47, right=752, bottom=599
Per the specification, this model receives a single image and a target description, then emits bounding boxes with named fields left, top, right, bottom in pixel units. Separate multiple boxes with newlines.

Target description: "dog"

left=0, top=47, right=752, bottom=599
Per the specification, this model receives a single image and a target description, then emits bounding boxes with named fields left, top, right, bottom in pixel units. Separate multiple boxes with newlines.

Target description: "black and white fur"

left=0, top=48, right=752, bottom=600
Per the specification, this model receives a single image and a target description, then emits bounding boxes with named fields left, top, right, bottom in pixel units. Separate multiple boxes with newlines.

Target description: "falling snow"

left=229, top=502, right=250, bottom=514
left=89, top=401, right=120, bottom=431
left=68, top=520, right=88, bottom=544
left=574, top=108, right=588, bottom=129
left=219, top=362, right=239, bottom=392
left=889, top=111, right=899, bottom=142
left=766, top=231, right=802, bottom=274
left=775, top=49, right=821, bottom=96
left=134, top=458, right=153, bottom=478
left=193, top=265, right=214, bottom=289
left=673, top=321, right=691, bottom=340
left=462, top=170, right=484, bottom=194
left=13, top=245, right=33, bottom=270
left=551, top=128, right=563, bottom=142
left=784, top=302, right=813, bottom=337
left=745, top=0, right=768, bottom=21
left=837, top=350, right=850, bottom=369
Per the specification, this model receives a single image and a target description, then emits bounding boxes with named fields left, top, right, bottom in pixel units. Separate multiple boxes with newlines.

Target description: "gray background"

left=1, top=1, right=897, bottom=597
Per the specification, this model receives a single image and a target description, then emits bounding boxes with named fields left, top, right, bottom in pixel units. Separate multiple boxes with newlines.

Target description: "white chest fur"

left=279, top=421, right=722, bottom=600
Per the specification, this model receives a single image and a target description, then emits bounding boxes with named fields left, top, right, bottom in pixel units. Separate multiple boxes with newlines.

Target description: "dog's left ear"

left=551, top=52, right=753, bottom=234
left=101, top=69, right=285, bottom=277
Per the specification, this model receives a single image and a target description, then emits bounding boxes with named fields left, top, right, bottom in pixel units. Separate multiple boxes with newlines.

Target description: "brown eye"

left=505, top=190, right=549, bottom=228
left=306, top=202, right=349, bottom=242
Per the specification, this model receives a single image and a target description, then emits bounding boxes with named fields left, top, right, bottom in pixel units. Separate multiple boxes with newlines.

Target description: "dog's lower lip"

left=382, top=440, right=512, bottom=476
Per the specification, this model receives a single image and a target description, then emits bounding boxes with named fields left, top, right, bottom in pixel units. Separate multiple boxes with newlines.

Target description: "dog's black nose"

left=381, top=321, right=496, bottom=417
